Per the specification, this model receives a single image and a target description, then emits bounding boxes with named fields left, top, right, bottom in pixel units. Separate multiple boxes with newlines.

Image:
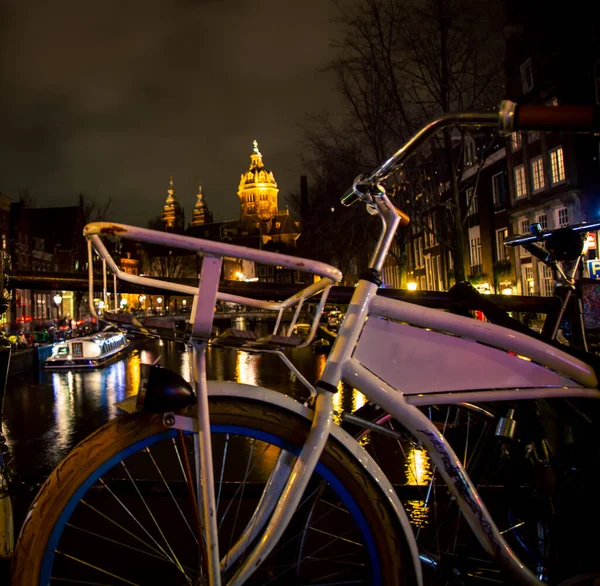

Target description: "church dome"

left=237, top=141, right=279, bottom=221
left=238, top=140, right=278, bottom=191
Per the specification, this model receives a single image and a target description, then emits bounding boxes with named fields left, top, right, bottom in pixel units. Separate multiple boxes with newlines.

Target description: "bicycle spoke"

left=55, top=551, right=141, bottom=585
left=120, top=462, right=192, bottom=583
left=144, top=445, right=199, bottom=546
left=97, top=478, right=179, bottom=569
left=65, top=522, right=200, bottom=577
left=215, top=432, right=230, bottom=512
left=80, top=499, right=169, bottom=561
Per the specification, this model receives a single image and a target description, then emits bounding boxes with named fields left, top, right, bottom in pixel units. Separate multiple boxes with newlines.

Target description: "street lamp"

left=53, top=293, right=62, bottom=320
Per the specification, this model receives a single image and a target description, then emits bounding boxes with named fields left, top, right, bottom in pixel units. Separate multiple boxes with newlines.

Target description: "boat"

left=44, top=326, right=130, bottom=369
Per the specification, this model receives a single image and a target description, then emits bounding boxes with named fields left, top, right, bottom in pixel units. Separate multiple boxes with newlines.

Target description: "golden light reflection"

left=315, top=353, right=327, bottom=379
left=126, top=350, right=141, bottom=398
left=180, top=345, right=192, bottom=383
left=404, top=500, right=430, bottom=528
left=405, top=446, right=432, bottom=486
left=235, top=351, right=259, bottom=386
left=403, top=446, right=433, bottom=528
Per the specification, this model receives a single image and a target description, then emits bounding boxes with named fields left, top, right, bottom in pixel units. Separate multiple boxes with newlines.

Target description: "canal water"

left=1, top=337, right=434, bottom=536
left=2, top=339, right=373, bottom=481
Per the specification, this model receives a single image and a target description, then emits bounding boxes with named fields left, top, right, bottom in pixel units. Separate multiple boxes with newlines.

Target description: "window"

left=464, top=136, right=476, bottom=166
left=519, top=218, right=530, bottom=257
left=531, top=156, right=545, bottom=192
left=496, top=228, right=508, bottom=262
left=557, top=207, right=569, bottom=227
left=546, top=97, right=558, bottom=107
left=466, top=187, right=478, bottom=216
left=468, top=226, right=482, bottom=274
left=527, top=131, right=540, bottom=143
left=520, top=59, right=534, bottom=93
left=511, top=132, right=522, bottom=151
left=523, top=264, right=535, bottom=295
left=514, top=165, right=527, bottom=198
left=492, top=172, right=506, bottom=209
left=549, top=147, right=566, bottom=184
left=540, top=265, right=554, bottom=296
left=536, top=213, right=548, bottom=230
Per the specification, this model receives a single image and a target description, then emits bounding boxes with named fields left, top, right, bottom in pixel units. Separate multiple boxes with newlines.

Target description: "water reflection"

left=2, top=338, right=409, bottom=507
left=235, top=351, right=260, bottom=386
left=404, top=446, right=433, bottom=528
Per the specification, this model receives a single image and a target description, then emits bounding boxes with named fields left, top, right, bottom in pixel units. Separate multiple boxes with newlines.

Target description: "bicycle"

left=9, top=100, right=600, bottom=586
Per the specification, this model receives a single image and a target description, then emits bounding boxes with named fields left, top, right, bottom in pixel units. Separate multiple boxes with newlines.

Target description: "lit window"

left=511, top=132, right=522, bottom=151
left=549, top=147, right=565, bottom=184
left=537, top=214, right=548, bottom=230
left=514, top=165, right=527, bottom=198
left=520, top=59, right=534, bottom=93
left=519, top=218, right=531, bottom=256
left=469, top=226, right=482, bottom=273
left=540, top=265, right=554, bottom=296
left=531, top=156, right=545, bottom=192
left=547, top=97, right=558, bottom=107
left=523, top=264, right=535, bottom=295
left=557, top=207, right=569, bottom=227
left=496, top=228, right=508, bottom=262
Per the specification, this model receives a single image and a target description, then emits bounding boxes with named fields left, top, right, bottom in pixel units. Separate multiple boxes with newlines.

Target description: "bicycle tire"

left=11, top=396, right=414, bottom=585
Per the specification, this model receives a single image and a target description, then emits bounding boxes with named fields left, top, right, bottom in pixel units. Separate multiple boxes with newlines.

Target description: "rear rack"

left=83, top=222, right=342, bottom=349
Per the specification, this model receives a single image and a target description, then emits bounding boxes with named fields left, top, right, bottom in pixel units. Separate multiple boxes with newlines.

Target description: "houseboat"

left=44, top=326, right=130, bottom=369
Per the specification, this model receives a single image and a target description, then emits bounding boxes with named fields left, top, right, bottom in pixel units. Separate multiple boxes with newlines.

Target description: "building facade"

left=404, top=4, right=600, bottom=295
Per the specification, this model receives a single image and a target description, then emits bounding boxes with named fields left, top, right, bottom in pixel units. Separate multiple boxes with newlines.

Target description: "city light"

left=407, top=282, right=418, bottom=291
left=53, top=294, right=62, bottom=305
left=502, top=287, right=513, bottom=295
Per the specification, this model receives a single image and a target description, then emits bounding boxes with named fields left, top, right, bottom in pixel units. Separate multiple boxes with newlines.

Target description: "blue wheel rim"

left=40, top=423, right=383, bottom=585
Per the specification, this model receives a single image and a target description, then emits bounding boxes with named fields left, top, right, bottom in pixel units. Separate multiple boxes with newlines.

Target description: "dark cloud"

left=0, top=0, right=342, bottom=224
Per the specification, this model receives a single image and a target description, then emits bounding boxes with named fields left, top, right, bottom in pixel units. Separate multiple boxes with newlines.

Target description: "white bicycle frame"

left=83, top=101, right=600, bottom=586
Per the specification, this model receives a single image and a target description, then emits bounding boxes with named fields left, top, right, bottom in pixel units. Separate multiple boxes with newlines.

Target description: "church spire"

left=250, top=139, right=264, bottom=170
left=191, top=183, right=213, bottom=226
left=161, top=175, right=184, bottom=232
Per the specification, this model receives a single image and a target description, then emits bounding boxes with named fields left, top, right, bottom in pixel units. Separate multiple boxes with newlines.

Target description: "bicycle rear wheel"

left=344, top=401, right=558, bottom=585
left=12, top=396, right=414, bottom=585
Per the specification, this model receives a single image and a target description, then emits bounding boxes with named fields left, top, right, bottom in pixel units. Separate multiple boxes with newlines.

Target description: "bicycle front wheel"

left=12, top=396, right=414, bottom=585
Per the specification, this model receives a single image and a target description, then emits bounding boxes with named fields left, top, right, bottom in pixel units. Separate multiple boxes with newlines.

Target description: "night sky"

left=0, top=0, right=343, bottom=225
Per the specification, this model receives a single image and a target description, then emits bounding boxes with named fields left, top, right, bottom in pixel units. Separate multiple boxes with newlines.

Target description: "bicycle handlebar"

left=513, top=104, right=600, bottom=133
left=341, top=100, right=600, bottom=208
left=504, top=219, right=600, bottom=247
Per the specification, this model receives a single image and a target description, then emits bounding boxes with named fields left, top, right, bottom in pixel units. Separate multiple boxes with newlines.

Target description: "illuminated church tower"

left=237, top=141, right=279, bottom=221
left=161, top=176, right=184, bottom=232
left=191, top=184, right=213, bottom=226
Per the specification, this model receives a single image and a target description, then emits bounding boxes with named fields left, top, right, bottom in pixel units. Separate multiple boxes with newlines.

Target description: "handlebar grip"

left=514, top=105, right=600, bottom=132
left=393, top=205, right=411, bottom=228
